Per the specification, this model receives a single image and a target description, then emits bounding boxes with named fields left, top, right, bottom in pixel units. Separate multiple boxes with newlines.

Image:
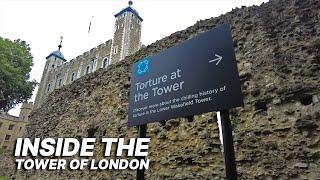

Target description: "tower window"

left=47, top=84, right=51, bottom=92
left=91, top=59, right=96, bottom=73
left=103, top=58, right=109, bottom=68
left=8, top=124, right=14, bottom=130
left=55, top=75, right=61, bottom=88
left=86, top=66, right=90, bottom=75
left=52, top=64, right=55, bottom=68
left=58, top=79, right=63, bottom=87
left=114, top=46, right=118, bottom=54
left=71, top=72, right=76, bottom=81
left=5, top=135, right=11, bottom=141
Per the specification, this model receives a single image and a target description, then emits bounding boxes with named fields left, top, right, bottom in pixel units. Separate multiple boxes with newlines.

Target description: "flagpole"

left=88, top=16, right=93, bottom=33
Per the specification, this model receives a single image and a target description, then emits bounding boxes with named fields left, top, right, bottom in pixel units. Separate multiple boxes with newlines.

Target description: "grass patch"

left=0, top=176, right=6, bottom=180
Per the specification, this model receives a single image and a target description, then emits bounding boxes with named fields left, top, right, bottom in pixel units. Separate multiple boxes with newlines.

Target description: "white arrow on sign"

left=209, top=54, right=223, bottom=65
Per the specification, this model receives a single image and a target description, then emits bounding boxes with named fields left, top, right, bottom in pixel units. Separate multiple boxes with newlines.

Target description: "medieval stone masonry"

left=0, top=0, right=319, bottom=179
left=34, top=3, right=143, bottom=109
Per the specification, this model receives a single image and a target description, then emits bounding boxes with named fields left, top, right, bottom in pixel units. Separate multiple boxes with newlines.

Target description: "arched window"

left=86, top=66, right=90, bottom=75
left=103, top=58, right=109, bottom=68
left=58, top=79, right=63, bottom=87
left=91, top=59, right=96, bottom=72
left=47, top=83, right=51, bottom=92
left=113, top=46, right=118, bottom=54
left=91, top=59, right=95, bottom=66
left=55, top=75, right=61, bottom=88
left=71, top=72, right=76, bottom=81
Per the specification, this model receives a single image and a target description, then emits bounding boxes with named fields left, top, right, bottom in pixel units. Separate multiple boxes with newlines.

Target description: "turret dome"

left=46, top=37, right=66, bottom=61
left=48, top=50, right=64, bottom=59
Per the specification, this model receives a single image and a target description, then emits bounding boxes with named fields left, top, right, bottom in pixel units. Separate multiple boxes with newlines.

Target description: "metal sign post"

left=136, top=124, right=147, bottom=180
left=220, top=109, right=237, bottom=180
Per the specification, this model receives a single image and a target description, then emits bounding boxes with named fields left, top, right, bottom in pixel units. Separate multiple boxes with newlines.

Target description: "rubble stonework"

left=1, top=0, right=320, bottom=179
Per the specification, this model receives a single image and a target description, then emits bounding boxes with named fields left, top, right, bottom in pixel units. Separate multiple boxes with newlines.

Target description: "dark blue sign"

left=128, top=24, right=243, bottom=127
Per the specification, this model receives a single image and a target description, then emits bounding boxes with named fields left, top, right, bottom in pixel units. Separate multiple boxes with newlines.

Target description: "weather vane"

left=58, top=36, right=63, bottom=50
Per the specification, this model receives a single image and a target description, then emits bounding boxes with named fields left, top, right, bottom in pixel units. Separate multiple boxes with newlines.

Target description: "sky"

left=0, top=0, right=269, bottom=116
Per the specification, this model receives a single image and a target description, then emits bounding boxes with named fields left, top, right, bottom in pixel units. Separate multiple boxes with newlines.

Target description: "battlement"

left=78, top=40, right=111, bottom=59
left=0, top=113, right=20, bottom=122
left=34, top=3, right=142, bottom=109
left=48, top=40, right=113, bottom=73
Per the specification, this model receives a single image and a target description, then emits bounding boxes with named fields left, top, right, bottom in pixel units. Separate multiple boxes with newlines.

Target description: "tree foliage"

left=0, top=37, right=37, bottom=112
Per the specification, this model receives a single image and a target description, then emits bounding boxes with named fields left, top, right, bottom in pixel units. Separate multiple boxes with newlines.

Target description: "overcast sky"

left=0, top=0, right=268, bottom=116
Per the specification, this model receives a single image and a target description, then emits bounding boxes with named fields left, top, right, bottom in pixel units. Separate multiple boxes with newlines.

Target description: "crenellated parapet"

left=34, top=2, right=142, bottom=109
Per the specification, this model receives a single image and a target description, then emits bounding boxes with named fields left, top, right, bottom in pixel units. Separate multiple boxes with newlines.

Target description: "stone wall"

left=3, top=0, right=320, bottom=179
left=0, top=114, right=27, bottom=150
left=0, top=102, right=33, bottom=150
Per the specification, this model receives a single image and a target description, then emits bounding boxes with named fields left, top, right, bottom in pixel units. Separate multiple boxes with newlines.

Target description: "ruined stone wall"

left=3, top=0, right=320, bottom=179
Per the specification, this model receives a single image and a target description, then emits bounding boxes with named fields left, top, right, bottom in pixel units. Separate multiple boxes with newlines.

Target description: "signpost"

left=128, top=24, right=243, bottom=180
left=136, top=124, right=147, bottom=180
left=220, top=110, right=237, bottom=179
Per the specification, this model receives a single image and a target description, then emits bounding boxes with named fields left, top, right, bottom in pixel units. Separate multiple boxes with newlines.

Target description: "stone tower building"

left=110, top=1, right=142, bottom=63
left=0, top=102, right=33, bottom=150
left=34, top=1, right=143, bottom=109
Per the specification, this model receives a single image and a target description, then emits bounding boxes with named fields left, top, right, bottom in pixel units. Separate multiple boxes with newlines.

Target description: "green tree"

left=0, top=37, right=37, bottom=111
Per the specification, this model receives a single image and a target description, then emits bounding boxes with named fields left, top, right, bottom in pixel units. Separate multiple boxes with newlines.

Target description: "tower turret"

left=19, top=102, right=33, bottom=121
left=46, top=36, right=66, bottom=71
left=110, top=1, right=143, bottom=64
left=34, top=37, right=65, bottom=108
